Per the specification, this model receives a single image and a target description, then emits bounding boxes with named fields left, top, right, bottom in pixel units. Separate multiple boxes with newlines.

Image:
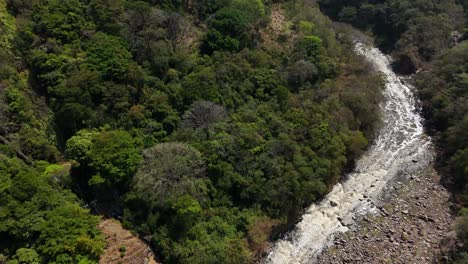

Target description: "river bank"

left=316, top=156, right=459, bottom=263
left=265, top=40, right=432, bottom=263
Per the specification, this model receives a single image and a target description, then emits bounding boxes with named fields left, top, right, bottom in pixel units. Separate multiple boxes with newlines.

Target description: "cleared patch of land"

left=99, top=219, right=159, bottom=264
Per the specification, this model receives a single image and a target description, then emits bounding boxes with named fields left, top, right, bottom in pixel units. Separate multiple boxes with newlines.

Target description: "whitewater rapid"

left=266, top=43, right=431, bottom=264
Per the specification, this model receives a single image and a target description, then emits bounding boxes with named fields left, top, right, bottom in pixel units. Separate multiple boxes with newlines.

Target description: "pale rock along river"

left=265, top=43, right=432, bottom=264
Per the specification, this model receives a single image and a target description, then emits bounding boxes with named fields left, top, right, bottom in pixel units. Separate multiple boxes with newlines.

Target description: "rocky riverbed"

left=316, top=162, right=459, bottom=264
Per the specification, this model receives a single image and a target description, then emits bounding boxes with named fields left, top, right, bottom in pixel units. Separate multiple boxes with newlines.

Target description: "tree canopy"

left=0, top=0, right=390, bottom=262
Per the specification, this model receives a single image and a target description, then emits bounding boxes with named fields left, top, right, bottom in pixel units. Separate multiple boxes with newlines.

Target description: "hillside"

left=318, top=0, right=468, bottom=262
left=1, top=0, right=466, bottom=263
left=0, top=0, right=384, bottom=263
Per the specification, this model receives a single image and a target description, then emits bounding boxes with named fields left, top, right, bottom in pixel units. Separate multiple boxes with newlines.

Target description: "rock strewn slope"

left=317, top=165, right=458, bottom=263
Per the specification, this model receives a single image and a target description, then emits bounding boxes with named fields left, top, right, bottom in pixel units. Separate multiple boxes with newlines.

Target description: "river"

left=265, top=43, right=432, bottom=264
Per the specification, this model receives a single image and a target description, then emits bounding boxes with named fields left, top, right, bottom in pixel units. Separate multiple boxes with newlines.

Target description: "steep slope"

left=1, top=0, right=387, bottom=263
left=99, top=219, right=159, bottom=264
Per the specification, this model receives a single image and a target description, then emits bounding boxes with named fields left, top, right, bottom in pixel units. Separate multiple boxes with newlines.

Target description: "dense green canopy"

left=7, top=0, right=451, bottom=262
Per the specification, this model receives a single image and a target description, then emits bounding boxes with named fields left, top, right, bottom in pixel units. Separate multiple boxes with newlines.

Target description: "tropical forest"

left=0, top=0, right=466, bottom=263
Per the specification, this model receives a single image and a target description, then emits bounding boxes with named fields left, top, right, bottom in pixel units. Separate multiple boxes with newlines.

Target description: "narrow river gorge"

left=266, top=42, right=434, bottom=264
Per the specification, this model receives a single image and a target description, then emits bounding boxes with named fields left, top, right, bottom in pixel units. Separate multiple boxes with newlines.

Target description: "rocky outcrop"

left=317, top=165, right=458, bottom=263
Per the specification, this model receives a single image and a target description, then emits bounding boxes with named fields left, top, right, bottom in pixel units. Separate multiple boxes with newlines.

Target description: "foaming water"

left=265, top=43, right=431, bottom=264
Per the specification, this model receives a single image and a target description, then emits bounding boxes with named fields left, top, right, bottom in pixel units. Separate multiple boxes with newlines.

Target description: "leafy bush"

left=66, top=129, right=141, bottom=188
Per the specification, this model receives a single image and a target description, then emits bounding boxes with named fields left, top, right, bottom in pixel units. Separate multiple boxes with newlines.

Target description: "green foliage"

left=171, top=219, right=250, bottom=264
left=201, top=7, right=251, bottom=54
left=156, top=209, right=251, bottom=264
left=0, top=0, right=16, bottom=50
left=232, top=0, right=265, bottom=22
left=12, top=248, right=40, bottom=264
left=32, top=0, right=91, bottom=43
left=119, top=246, right=126, bottom=252
left=4, top=77, right=34, bottom=122
left=88, top=0, right=124, bottom=33
left=190, top=0, right=227, bottom=19
left=287, top=60, right=318, bottom=88
left=297, top=21, right=314, bottom=34
left=66, top=129, right=141, bottom=187
left=0, top=155, right=104, bottom=263
left=36, top=204, right=104, bottom=262
left=416, top=41, right=468, bottom=193
left=338, top=6, right=357, bottom=23
left=200, top=0, right=266, bottom=54
left=181, top=66, right=220, bottom=103
left=3, top=0, right=387, bottom=262
left=297, top=35, right=323, bottom=58
left=1, top=65, right=60, bottom=162
left=201, top=29, right=240, bottom=54
left=43, top=164, right=72, bottom=188
left=18, top=125, right=59, bottom=161
left=211, top=7, right=250, bottom=35
left=454, top=252, right=468, bottom=264
left=170, top=195, right=202, bottom=235
left=84, top=32, right=132, bottom=80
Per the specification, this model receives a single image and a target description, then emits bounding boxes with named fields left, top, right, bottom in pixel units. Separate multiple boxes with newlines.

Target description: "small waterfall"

left=265, top=43, right=432, bottom=264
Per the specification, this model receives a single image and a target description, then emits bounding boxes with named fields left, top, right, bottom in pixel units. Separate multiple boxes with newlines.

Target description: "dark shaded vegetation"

left=319, top=0, right=466, bottom=73
left=0, top=0, right=385, bottom=263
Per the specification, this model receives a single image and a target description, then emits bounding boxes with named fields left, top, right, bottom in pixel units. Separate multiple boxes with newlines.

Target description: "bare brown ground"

left=99, top=219, right=159, bottom=264
left=259, top=5, right=297, bottom=52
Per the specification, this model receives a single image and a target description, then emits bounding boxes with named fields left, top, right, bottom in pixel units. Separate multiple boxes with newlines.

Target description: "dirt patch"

left=316, top=164, right=458, bottom=263
left=259, top=5, right=297, bottom=52
left=99, top=219, right=159, bottom=264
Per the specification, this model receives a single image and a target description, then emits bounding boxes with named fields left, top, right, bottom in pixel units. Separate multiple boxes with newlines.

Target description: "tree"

left=297, top=35, right=324, bottom=59
left=181, top=66, right=220, bottom=103
left=18, top=125, right=59, bottom=162
left=132, top=142, right=207, bottom=209
left=200, top=29, right=240, bottom=54
left=120, top=3, right=172, bottom=75
left=170, top=195, right=202, bottom=236
left=287, top=60, right=318, bottom=89
left=66, top=129, right=141, bottom=187
left=157, top=214, right=251, bottom=264
left=84, top=32, right=132, bottom=80
left=181, top=100, right=227, bottom=130
left=36, top=204, right=105, bottom=263
left=32, top=0, right=89, bottom=43
left=210, top=7, right=250, bottom=37
left=174, top=222, right=250, bottom=264
left=200, top=7, right=250, bottom=54
left=88, top=0, right=124, bottom=33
